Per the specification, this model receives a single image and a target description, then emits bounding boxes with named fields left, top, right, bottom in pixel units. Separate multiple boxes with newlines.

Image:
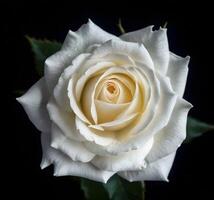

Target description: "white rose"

left=17, top=20, right=192, bottom=183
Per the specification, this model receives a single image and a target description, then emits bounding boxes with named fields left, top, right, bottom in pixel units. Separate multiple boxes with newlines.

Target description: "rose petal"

left=115, top=74, right=177, bottom=152
left=92, top=138, right=153, bottom=172
left=16, top=78, right=51, bottom=132
left=62, top=19, right=119, bottom=50
left=47, top=97, right=84, bottom=141
left=51, top=123, right=95, bottom=162
left=75, top=116, right=116, bottom=146
left=45, top=19, right=118, bottom=93
left=167, top=52, right=190, bottom=97
left=116, top=66, right=159, bottom=136
left=68, top=77, right=92, bottom=124
left=40, top=132, right=114, bottom=183
left=114, top=76, right=141, bottom=120
left=54, top=159, right=115, bottom=183
left=91, top=39, right=154, bottom=69
left=44, top=50, right=74, bottom=93
left=113, top=66, right=154, bottom=140
left=119, top=152, right=176, bottom=181
left=98, top=53, right=136, bottom=66
left=95, top=100, right=130, bottom=123
left=53, top=53, right=91, bottom=112
left=89, top=112, right=139, bottom=132
left=121, top=26, right=169, bottom=74
left=146, top=97, right=192, bottom=163
left=81, top=76, right=101, bottom=123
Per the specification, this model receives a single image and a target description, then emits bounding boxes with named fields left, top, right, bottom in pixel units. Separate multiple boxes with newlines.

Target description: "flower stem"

left=163, top=21, right=168, bottom=28
left=141, top=181, right=146, bottom=200
left=118, top=18, right=126, bottom=34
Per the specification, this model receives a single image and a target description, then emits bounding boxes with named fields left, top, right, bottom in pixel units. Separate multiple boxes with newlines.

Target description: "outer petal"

left=167, top=53, right=190, bottom=97
left=40, top=132, right=114, bottom=183
left=51, top=123, right=95, bottom=162
left=53, top=53, right=91, bottom=112
left=47, top=97, right=84, bottom=141
left=62, top=19, right=119, bottom=50
left=119, top=152, right=176, bottom=182
left=146, top=97, right=192, bottom=163
left=121, top=26, right=169, bottom=74
left=91, top=39, right=154, bottom=69
left=16, top=78, right=51, bottom=132
left=45, top=50, right=75, bottom=93
left=91, top=138, right=153, bottom=172
left=45, top=19, right=119, bottom=93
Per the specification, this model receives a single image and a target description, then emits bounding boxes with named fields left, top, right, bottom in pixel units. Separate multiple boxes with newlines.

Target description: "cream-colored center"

left=107, top=82, right=117, bottom=94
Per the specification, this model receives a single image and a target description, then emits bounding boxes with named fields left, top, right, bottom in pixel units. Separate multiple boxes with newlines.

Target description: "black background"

left=4, top=1, right=214, bottom=200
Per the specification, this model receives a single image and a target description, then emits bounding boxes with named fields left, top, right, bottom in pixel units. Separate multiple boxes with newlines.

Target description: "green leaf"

left=13, top=90, right=25, bottom=97
left=26, top=36, right=62, bottom=76
left=81, top=175, right=145, bottom=200
left=104, top=175, right=144, bottom=200
left=185, top=116, right=214, bottom=143
left=81, top=178, right=109, bottom=200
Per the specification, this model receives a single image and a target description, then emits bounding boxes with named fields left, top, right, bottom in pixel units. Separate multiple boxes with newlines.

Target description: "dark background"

left=4, top=1, right=214, bottom=199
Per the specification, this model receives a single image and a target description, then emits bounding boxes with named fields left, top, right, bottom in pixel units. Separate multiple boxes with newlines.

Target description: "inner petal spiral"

left=78, top=66, right=149, bottom=135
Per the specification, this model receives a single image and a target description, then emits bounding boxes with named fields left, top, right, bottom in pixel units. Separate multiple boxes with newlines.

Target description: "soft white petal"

left=118, top=74, right=177, bottom=149
left=121, top=26, right=169, bottom=74
left=40, top=132, right=114, bottom=183
left=51, top=123, right=95, bottom=162
left=44, top=50, right=75, bottom=93
left=53, top=75, right=71, bottom=112
left=98, top=53, right=136, bottom=67
left=115, top=78, right=141, bottom=120
left=40, top=132, right=52, bottom=169
left=68, top=77, right=92, bottom=124
left=89, top=112, right=139, bottom=132
left=62, top=19, right=119, bottom=51
left=76, top=117, right=116, bottom=146
left=167, top=53, right=190, bottom=97
left=115, top=66, right=157, bottom=139
left=16, top=78, right=51, bottom=132
left=80, top=76, right=100, bottom=123
left=47, top=97, right=84, bottom=141
left=45, top=19, right=118, bottom=93
left=92, top=138, right=153, bottom=172
left=53, top=53, right=91, bottom=112
left=95, top=100, right=130, bottom=123
left=91, top=40, right=154, bottom=69
left=54, top=159, right=115, bottom=183
left=146, top=97, right=192, bottom=163
left=119, top=152, right=176, bottom=181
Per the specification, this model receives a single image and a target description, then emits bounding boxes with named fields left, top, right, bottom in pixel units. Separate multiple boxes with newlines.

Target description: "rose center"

left=107, top=83, right=117, bottom=94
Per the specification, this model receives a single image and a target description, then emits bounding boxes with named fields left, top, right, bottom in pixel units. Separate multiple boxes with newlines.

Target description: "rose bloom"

left=17, top=20, right=192, bottom=183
